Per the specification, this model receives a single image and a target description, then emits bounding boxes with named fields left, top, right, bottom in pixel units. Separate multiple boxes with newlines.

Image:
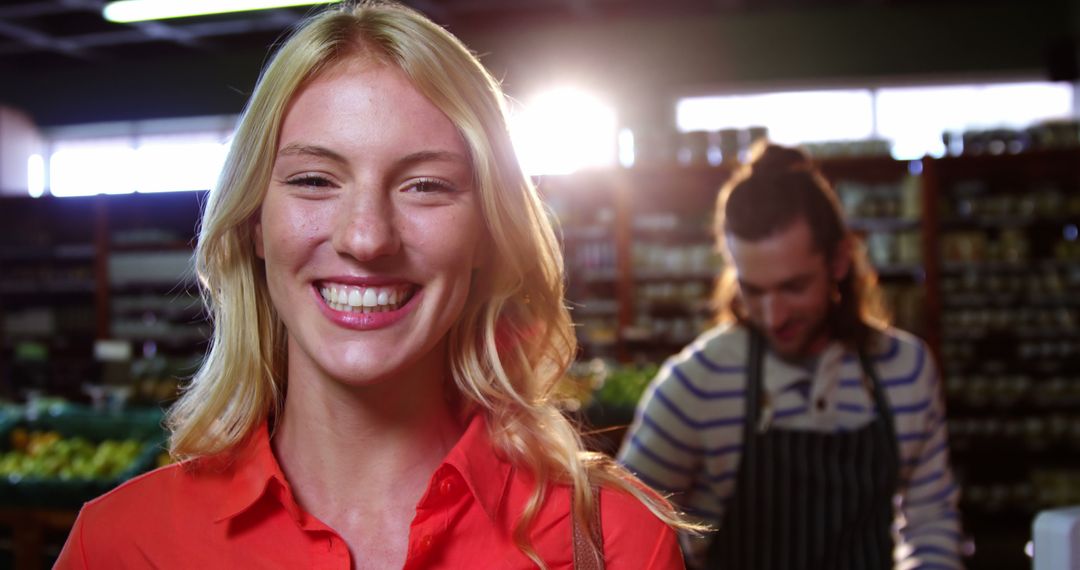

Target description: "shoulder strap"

left=572, top=486, right=605, bottom=570
left=857, top=346, right=901, bottom=467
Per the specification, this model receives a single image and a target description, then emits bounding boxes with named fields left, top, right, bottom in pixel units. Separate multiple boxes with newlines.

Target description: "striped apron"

left=706, top=330, right=901, bottom=569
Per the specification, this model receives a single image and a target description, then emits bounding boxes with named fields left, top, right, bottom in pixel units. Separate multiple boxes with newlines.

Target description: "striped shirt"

left=618, top=324, right=963, bottom=569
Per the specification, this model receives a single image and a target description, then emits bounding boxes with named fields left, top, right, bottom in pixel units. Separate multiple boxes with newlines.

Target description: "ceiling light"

left=103, top=0, right=339, bottom=23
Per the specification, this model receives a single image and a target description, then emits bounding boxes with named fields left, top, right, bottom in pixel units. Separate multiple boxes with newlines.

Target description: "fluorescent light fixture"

left=103, top=0, right=338, bottom=23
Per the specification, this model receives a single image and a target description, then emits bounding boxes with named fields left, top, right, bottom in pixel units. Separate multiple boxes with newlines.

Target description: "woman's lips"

left=313, top=281, right=421, bottom=330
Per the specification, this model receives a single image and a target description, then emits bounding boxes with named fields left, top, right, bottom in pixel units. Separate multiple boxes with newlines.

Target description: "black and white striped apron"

left=706, top=330, right=900, bottom=570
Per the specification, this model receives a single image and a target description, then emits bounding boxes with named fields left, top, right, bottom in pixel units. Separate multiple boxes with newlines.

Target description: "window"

left=43, top=116, right=235, bottom=197
left=676, top=80, right=1075, bottom=160
left=677, top=89, right=875, bottom=145
left=876, top=82, right=1074, bottom=159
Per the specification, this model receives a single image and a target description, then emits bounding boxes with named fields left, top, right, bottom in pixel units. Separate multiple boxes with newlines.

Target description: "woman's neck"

left=270, top=362, right=466, bottom=570
left=271, top=361, right=465, bottom=525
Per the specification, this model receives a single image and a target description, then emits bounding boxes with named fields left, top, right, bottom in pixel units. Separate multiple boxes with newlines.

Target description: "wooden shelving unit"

left=549, top=150, right=1080, bottom=570
left=0, top=192, right=208, bottom=405
left=541, top=155, right=922, bottom=362
left=2, top=150, right=1078, bottom=570
left=925, top=149, right=1080, bottom=570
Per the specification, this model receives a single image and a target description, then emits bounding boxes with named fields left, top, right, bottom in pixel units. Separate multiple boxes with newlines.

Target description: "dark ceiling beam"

left=0, top=1, right=85, bottom=19
left=0, top=19, right=93, bottom=59
left=0, top=14, right=302, bottom=54
left=128, top=21, right=203, bottom=48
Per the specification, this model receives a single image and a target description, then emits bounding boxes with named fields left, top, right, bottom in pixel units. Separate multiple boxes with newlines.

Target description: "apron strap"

left=857, top=344, right=901, bottom=474
left=740, top=329, right=765, bottom=567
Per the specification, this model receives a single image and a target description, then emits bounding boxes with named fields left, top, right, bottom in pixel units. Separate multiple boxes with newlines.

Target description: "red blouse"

left=55, top=414, right=683, bottom=569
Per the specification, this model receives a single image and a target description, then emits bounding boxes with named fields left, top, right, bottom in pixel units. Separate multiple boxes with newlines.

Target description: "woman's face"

left=255, top=58, right=484, bottom=388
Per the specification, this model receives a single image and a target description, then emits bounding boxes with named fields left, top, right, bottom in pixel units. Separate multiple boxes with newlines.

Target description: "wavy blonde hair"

left=167, top=1, right=693, bottom=565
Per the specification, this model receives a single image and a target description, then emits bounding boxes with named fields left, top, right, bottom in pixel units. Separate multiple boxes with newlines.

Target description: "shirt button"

left=439, top=478, right=455, bottom=496
left=418, top=535, right=433, bottom=553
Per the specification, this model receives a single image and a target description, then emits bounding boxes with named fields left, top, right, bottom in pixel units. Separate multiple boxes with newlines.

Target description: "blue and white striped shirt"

left=619, top=324, right=963, bottom=569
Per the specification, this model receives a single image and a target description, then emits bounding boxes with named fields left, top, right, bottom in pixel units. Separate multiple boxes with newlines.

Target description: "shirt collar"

left=439, top=412, right=513, bottom=523
left=212, top=421, right=290, bottom=523
left=210, top=413, right=513, bottom=524
left=761, top=340, right=847, bottom=395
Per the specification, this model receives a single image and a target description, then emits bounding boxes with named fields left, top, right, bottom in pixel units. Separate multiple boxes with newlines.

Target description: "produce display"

left=592, top=363, right=660, bottom=409
left=554, top=360, right=662, bottom=413
left=0, top=403, right=165, bottom=508
left=0, top=429, right=145, bottom=481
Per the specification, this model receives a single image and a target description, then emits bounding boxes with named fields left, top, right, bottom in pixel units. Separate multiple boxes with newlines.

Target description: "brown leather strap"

left=572, top=486, right=605, bottom=570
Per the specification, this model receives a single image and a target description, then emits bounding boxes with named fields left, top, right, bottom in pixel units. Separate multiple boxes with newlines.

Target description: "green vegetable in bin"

left=594, top=363, right=660, bottom=408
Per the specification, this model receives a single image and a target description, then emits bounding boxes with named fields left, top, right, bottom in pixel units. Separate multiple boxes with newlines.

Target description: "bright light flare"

left=511, top=88, right=617, bottom=176
left=27, top=154, right=45, bottom=198
left=103, top=0, right=338, bottom=22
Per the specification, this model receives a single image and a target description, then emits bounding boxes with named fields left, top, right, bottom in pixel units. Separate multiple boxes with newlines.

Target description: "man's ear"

left=831, top=236, right=853, bottom=281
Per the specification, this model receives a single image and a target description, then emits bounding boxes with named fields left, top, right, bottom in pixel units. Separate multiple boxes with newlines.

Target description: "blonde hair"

left=712, top=141, right=890, bottom=351
left=167, top=1, right=694, bottom=565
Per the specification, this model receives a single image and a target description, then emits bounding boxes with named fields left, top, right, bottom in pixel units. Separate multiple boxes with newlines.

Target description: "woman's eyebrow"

left=276, top=143, right=349, bottom=166
left=393, top=150, right=469, bottom=169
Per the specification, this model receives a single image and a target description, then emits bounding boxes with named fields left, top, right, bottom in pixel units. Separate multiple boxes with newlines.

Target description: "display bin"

left=0, top=405, right=166, bottom=510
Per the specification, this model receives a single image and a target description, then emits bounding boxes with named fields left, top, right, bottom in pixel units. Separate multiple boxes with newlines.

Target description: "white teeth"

left=319, top=283, right=411, bottom=313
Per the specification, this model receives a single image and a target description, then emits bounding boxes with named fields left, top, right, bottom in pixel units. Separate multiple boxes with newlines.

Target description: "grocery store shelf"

left=849, top=217, right=921, bottom=233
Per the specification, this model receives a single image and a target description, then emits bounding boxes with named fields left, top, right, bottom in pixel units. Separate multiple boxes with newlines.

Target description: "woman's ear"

left=831, top=236, right=853, bottom=281
left=472, top=230, right=492, bottom=269
left=253, top=213, right=265, bottom=259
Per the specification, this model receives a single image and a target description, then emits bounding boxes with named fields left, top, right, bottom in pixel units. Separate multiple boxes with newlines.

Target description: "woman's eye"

left=406, top=178, right=455, bottom=193
left=286, top=175, right=334, bottom=188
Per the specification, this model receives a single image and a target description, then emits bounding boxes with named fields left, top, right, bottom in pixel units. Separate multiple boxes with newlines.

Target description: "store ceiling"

left=0, top=0, right=956, bottom=73
left=0, top=0, right=1015, bottom=126
left=0, top=0, right=724, bottom=69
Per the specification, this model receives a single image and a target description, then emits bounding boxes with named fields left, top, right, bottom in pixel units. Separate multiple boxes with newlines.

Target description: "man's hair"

left=712, top=141, right=890, bottom=352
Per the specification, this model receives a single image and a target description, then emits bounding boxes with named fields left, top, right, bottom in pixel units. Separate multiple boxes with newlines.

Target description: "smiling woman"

left=55, top=2, right=693, bottom=569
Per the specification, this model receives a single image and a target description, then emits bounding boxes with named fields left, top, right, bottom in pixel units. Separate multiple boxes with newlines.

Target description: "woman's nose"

left=330, top=188, right=402, bottom=261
